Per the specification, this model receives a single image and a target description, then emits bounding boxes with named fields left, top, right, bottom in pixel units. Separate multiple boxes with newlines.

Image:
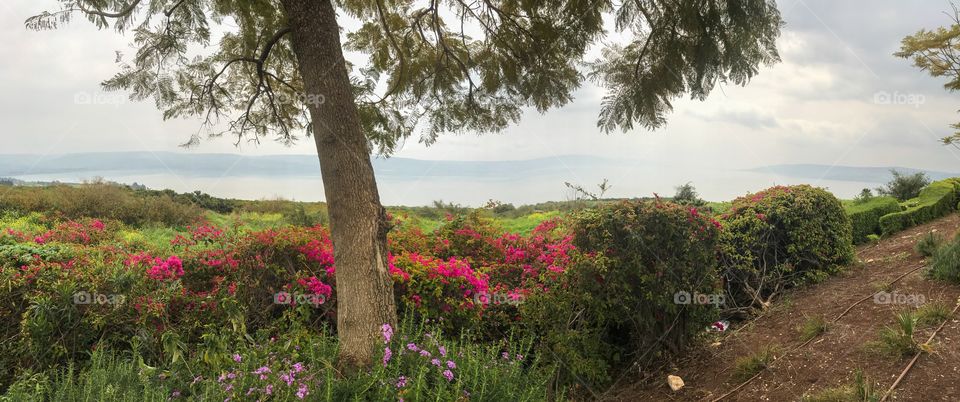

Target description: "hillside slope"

left=614, top=213, right=960, bottom=401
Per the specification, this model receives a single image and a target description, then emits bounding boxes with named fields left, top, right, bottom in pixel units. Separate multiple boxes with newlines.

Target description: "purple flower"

left=264, top=385, right=273, bottom=395
left=406, top=343, right=419, bottom=352
left=233, top=354, right=242, bottom=363
left=502, top=352, right=510, bottom=360
left=246, top=387, right=256, bottom=396
left=292, top=362, right=305, bottom=373
left=383, top=347, right=393, bottom=366
left=516, top=354, right=524, bottom=361
left=296, top=384, right=309, bottom=399
left=171, top=390, right=181, bottom=398
left=381, top=323, right=394, bottom=343
left=396, top=376, right=408, bottom=388
left=431, top=358, right=441, bottom=367
left=253, top=366, right=271, bottom=380
left=446, top=360, right=456, bottom=369
left=419, top=350, right=431, bottom=357
left=280, top=373, right=294, bottom=386
left=227, top=372, right=236, bottom=380
left=438, top=346, right=447, bottom=357
left=442, top=370, right=454, bottom=382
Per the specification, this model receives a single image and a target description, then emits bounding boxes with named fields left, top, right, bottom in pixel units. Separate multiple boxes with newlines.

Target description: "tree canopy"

left=897, top=3, right=960, bottom=149
left=28, top=0, right=783, bottom=154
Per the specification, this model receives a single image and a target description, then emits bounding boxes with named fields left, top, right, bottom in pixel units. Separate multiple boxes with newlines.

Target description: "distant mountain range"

left=1, top=152, right=957, bottom=185
left=748, top=164, right=960, bottom=183
left=0, top=152, right=620, bottom=181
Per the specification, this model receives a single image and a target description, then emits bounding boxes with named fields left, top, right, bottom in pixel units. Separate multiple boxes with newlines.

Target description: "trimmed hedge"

left=718, top=185, right=854, bottom=310
left=845, top=197, right=901, bottom=244
left=879, top=179, right=960, bottom=236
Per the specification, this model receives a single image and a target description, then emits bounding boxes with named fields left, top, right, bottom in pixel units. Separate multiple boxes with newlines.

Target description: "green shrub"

left=0, top=184, right=202, bottom=227
left=845, top=196, right=900, bottom=244
left=877, top=170, right=931, bottom=201
left=719, top=185, right=854, bottom=310
left=879, top=179, right=960, bottom=236
left=926, top=238, right=960, bottom=283
left=522, top=200, right=721, bottom=390
left=915, top=231, right=944, bottom=257
left=868, top=311, right=919, bottom=358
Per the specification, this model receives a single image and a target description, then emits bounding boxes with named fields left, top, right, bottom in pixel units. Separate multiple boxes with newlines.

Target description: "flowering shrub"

left=718, top=185, right=854, bottom=310
left=523, top=200, right=722, bottom=389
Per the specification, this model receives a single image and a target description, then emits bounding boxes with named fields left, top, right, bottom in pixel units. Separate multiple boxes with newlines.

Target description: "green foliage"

left=719, top=185, right=854, bottom=310
left=866, top=234, right=881, bottom=244
left=801, top=369, right=879, bottom=402
left=869, top=311, right=919, bottom=358
left=845, top=196, right=901, bottom=244
left=673, top=182, right=706, bottom=206
left=879, top=179, right=960, bottom=236
left=797, top=316, right=829, bottom=342
left=522, top=200, right=721, bottom=390
left=916, top=302, right=952, bottom=327
left=926, top=236, right=960, bottom=283
left=732, top=345, right=779, bottom=382
left=2, top=321, right=555, bottom=402
left=877, top=170, right=932, bottom=201
left=897, top=13, right=960, bottom=148
left=853, top=188, right=875, bottom=204
left=915, top=231, right=945, bottom=257
left=0, top=184, right=202, bottom=227
left=28, top=0, right=782, bottom=152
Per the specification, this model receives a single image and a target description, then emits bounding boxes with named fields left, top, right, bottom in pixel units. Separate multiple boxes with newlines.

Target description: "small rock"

left=667, top=375, right=685, bottom=391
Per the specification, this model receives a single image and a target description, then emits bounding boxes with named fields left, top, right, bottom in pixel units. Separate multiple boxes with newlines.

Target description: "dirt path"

left=610, top=213, right=960, bottom=401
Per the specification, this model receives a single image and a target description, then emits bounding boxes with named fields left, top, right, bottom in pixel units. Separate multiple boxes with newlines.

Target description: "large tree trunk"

left=280, top=0, right=398, bottom=372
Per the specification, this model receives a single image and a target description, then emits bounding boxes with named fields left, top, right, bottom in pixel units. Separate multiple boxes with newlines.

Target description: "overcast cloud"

left=2, top=0, right=960, bottom=182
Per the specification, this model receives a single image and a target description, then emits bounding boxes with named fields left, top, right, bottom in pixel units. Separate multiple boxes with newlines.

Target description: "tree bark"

left=280, top=0, right=398, bottom=372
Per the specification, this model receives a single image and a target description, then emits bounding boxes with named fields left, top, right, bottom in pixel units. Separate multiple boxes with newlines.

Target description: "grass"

left=797, top=316, right=829, bottom=342
left=926, top=238, right=960, bottom=283
left=1, top=350, right=174, bottom=402
left=866, top=311, right=919, bottom=358
left=915, top=231, right=944, bottom=257
left=732, top=345, right=780, bottom=382
left=916, top=302, right=952, bottom=327
left=801, top=369, right=879, bottom=402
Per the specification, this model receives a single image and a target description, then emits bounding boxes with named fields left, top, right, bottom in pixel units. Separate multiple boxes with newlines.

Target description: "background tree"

left=876, top=169, right=930, bottom=201
left=898, top=3, right=960, bottom=149
left=673, top=182, right=706, bottom=206
left=27, top=0, right=782, bottom=370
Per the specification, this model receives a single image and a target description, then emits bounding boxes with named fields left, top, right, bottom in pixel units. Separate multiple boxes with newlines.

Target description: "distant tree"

left=853, top=188, right=874, bottom=204
left=27, top=0, right=782, bottom=370
left=876, top=170, right=930, bottom=201
left=897, top=4, right=960, bottom=149
left=484, top=199, right=515, bottom=214
left=673, top=182, right=705, bottom=206
left=564, top=178, right=612, bottom=201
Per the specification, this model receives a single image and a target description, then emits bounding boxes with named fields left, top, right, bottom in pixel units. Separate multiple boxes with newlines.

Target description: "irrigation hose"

left=708, top=264, right=927, bottom=402
left=878, top=300, right=960, bottom=402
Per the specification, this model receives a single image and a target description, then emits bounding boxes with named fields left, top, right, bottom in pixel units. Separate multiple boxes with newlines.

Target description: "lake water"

left=13, top=164, right=880, bottom=207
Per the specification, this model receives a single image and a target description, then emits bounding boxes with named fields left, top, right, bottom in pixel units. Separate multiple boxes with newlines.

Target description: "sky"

left=2, top=0, right=960, bottom=188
